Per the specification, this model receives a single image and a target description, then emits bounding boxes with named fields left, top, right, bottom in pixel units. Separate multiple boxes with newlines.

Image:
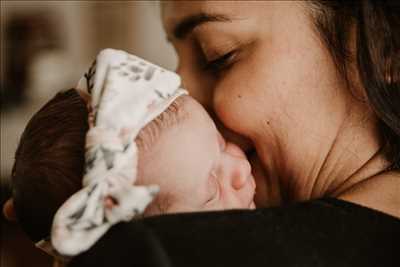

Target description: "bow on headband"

left=40, top=49, right=187, bottom=256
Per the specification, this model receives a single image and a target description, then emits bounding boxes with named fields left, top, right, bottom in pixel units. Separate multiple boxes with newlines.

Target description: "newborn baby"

left=5, top=50, right=255, bottom=258
left=135, top=94, right=256, bottom=215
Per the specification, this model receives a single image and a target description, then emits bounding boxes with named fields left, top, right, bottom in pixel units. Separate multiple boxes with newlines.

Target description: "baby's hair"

left=11, top=89, right=185, bottom=242
left=12, top=89, right=89, bottom=242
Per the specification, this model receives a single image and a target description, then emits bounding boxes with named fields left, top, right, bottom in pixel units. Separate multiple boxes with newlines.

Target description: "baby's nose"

left=231, top=159, right=252, bottom=190
left=224, top=142, right=251, bottom=190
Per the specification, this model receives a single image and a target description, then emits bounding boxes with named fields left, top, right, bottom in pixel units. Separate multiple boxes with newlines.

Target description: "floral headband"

left=36, top=49, right=187, bottom=258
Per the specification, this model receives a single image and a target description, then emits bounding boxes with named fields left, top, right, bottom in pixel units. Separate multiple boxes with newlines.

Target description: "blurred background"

left=1, top=1, right=177, bottom=266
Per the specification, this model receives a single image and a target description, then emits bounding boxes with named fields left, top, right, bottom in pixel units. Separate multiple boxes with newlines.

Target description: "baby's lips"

left=242, top=175, right=257, bottom=208
left=248, top=152, right=269, bottom=206
left=249, top=201, right=256, bottom=209
left=250, top=174, right=256, bottom=190
left=245, top=178, right=257, bottom=209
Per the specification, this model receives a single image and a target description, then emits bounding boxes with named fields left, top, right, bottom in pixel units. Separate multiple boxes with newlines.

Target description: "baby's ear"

left=76, top=88, right=91, bottom=105
left=2, top=198, right=17, bottom=222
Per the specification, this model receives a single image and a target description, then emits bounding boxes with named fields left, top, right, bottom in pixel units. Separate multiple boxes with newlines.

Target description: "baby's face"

left=137, top=95, right=256, bottom=215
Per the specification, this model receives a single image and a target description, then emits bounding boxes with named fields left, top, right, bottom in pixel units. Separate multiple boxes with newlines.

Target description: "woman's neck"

left=290, top=107, right=400, bottom=218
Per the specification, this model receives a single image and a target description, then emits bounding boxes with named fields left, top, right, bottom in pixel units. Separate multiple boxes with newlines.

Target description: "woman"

left=160, top=0, right=400, bottom=214
left=9, top=1, right=400, bottom=267
left=68, top=2, right=399, bottom=266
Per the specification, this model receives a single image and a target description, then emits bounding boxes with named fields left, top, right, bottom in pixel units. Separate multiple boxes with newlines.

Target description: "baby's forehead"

left=135, top=95, right=190, bottom=150
left=155, top=95, right=189, bottom=128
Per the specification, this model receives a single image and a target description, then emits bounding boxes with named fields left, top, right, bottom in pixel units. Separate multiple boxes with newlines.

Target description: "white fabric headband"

left=37, top=49, right=187, bottom=257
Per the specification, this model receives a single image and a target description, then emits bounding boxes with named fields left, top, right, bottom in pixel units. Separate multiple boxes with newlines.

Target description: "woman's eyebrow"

left=172, top=12, right=232, bottom=40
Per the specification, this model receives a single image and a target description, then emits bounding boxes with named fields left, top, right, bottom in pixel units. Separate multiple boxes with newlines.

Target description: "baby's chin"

left=248, top=175, right=257, bottom=209
left=248, top=153, right=272, bottom=207
left=236, top=176, right=256, bottom=210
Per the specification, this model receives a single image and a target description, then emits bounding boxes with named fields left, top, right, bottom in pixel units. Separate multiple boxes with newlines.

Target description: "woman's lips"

left=245, top=147, right=257, bottom=160
left=214, top=119, right=253, bottom=153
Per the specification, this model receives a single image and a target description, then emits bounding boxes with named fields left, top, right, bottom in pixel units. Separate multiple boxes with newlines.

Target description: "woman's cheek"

left=212, top=69, right=264, bottom=138
left=176, top=45, right=217, bottom=111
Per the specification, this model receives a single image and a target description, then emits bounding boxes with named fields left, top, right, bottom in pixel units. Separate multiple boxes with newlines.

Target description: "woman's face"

left=162, top=2, right=354, bottom=205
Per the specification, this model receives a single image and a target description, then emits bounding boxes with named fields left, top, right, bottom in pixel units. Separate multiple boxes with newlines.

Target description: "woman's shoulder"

left=337, top=171, right=400, bottom=219
left=311, top=197, right=400, bottom=225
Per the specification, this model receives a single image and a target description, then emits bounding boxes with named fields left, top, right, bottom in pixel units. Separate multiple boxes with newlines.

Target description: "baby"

left=4, top=50, right=255, bottom=256
left=136, top=93, right=256, bottom=215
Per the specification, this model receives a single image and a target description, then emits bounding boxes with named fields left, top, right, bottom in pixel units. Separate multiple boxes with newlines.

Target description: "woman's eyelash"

left=203, top=51, right=236, bottom=72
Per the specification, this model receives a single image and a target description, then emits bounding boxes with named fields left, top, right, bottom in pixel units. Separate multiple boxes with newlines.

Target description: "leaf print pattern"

left=49, top=48, right=187, bottom=257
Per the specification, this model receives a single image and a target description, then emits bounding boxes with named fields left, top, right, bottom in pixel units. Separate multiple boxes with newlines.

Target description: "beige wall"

left=1, top=2, right=177, bottom=267
left=1, top=1, right=176, bottom=181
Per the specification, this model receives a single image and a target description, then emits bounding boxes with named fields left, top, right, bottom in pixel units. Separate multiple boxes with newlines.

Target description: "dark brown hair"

left=11, top=89, right=89, bottom=242
left=309, top=0, right=400, bottom=169
left=11, top=89, right=186, bottom=242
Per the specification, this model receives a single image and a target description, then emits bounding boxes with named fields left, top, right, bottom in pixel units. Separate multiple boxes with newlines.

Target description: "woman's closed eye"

left=203, top=50, right=237, bottom=73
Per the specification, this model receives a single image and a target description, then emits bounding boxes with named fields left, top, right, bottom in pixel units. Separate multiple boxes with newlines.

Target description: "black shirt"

left=69, top=198, right=400, bottom=267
